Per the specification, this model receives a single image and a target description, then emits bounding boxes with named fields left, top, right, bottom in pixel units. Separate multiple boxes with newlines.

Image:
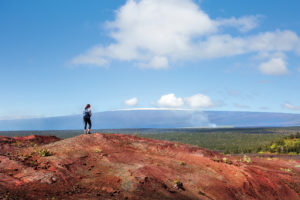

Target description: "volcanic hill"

left=0, top=133, right=299, bottom=200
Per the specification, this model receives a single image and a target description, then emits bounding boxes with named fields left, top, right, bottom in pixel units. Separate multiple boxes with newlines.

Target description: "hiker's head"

left=85, top=104, right=91, bottom=109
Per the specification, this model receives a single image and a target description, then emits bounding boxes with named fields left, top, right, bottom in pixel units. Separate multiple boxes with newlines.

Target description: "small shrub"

left=4, top=192, right=9, bottom=200
left=133, top=133, right=141, bottom=138
left=280, top=168, right=293, bottom=173
left=213, top=156, right=220, bottom=162
left=39, top=149, right=52, bottom=157
left=180, top=161, right=186, bottom=166
left=173, top=179, right=184, bottom=190
left=243, top=155, right=252, bottom=163
left=30, top=160, right=38, bottom=167
left=222, top=157, right=232, bottom=165
left=14, top=141, right=22, bottom=147
left=95, top=149, right=102, bottom=153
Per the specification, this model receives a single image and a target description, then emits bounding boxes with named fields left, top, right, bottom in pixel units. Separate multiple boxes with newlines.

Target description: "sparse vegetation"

left=222, top=157, right=232, bottom=165
left=13, top=141, right=22, bottom=147
left=280, top=168, right=293, bottom=173
left=30, top=160, right=38, bottom=166
left=173, top=179, right=184, bottom=190
left=212, top=156, right=233, bottom=164
left=133, top=133, right=142, bottom=138
left=213, top=156, right=220, bottom=162
left=95, top=149, right=102, bottom=153
left=180, top=161, right=186, bottom=166
left=4, top=192, right=9, bottom=200
left=39, top=149, right=52, bottom=157
left=242, top=155, right=251, bottom=163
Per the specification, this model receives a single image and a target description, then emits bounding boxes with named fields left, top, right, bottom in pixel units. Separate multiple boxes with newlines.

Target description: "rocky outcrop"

left=0, top=133, right=299, bottom=199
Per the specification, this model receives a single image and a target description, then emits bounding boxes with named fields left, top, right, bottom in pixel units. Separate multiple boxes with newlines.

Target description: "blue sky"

left=1, top=0, right=300, bottom=119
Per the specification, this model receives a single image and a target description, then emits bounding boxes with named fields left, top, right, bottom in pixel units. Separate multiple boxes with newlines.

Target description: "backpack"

left=83, top=109, right=91, bottom=118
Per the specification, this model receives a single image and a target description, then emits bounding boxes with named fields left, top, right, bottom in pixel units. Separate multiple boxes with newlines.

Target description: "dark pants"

left=84, top=117, right=92, bottom=130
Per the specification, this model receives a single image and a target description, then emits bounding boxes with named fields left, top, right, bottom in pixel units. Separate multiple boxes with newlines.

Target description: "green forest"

left=137, top=129, right=300, bottom=154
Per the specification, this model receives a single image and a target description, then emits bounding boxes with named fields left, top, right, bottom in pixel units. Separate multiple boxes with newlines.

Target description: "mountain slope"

left=1, top=133, right=299, bottom=199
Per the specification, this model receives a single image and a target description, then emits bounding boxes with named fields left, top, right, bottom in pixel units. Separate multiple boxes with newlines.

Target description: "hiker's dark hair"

left=85, top=104, right=91, bottom=109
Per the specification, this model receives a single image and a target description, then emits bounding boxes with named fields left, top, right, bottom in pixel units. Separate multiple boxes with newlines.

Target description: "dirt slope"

left=0, top=133, right=299, bottom=200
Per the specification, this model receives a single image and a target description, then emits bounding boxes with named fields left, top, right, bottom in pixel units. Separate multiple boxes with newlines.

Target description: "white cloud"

left=283, top=103, right=300, bottom=111
left=139, top=56, right=169, bottom=69
left=259, top=58, right=288, bottom=75
left=70, top=0, right=300, bottom=74
left=195, top=30, right=299, bottom=60
left=70, top=46, right=109, bottom=66
left=248, top=30, right=299, bottom=52
left=124, top=97, right=138, bottom=106
left=184, top=94, right=214, bottom=108
left=217, top=15, right=261, bottom=32
left=157, top=93, right=214, bottom=109
left=158, top=93, right=184, bottom=107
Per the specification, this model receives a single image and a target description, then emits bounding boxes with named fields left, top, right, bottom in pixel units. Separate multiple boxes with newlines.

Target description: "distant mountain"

left=1, top=109, right=300, bottom=130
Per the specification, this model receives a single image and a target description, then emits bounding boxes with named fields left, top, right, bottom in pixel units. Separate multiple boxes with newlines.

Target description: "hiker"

left=83, top=104, right=92, bottom=134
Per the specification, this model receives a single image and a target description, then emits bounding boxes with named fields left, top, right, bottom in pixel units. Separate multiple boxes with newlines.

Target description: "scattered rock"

left=102, top=186, right=114, bottom=193
left=173, top=180, right=185, bottom=191
left=51, top=176, right=57, bottom=183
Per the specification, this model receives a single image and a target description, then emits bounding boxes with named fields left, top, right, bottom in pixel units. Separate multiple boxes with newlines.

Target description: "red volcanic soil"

left=0, top=133, right=299, bottom=200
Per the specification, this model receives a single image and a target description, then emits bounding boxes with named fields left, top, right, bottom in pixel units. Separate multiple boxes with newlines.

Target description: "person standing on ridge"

left=83, top=104, right=92, bottom=134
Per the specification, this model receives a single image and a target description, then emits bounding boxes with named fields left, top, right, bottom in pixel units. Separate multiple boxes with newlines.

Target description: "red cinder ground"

left=0, top=133, right=299, bottom=200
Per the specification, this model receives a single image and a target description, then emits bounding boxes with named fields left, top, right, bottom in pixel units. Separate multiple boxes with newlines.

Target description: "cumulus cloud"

left=259, top=58, right=288, bottom=75
left=283, top=103, right=300, bottom=111
left=158, top=94, right=184, bottom=107
left=70, top=0, right=300, bottom=74
left=124, top=97, right=138, bottom=106
left=157, top=93, right=214, bottom=109
left=139, top=56, right=169, bottom=69
left=216, top=15, right=261, bottom=32
left=184, top=94, right=214, bottom=108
